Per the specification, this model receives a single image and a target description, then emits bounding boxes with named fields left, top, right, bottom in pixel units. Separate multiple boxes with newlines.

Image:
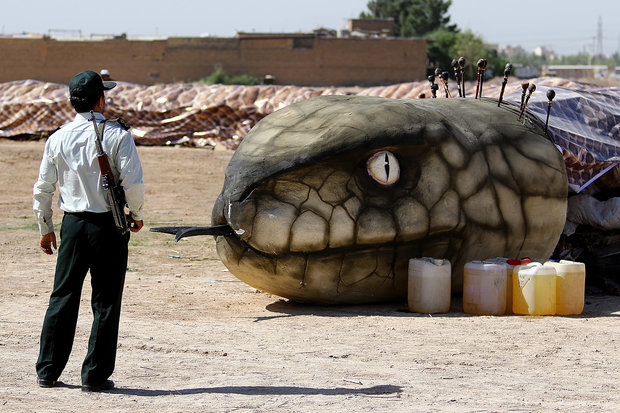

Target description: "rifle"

left=90, top=111, right=129, bottom=234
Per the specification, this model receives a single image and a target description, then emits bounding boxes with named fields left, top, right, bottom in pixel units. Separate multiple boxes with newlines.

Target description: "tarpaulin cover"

left=1, top=77, right=619, bottom=190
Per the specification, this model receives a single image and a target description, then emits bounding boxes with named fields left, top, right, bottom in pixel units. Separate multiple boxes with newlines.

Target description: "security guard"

left=33, top=70, right=145, bottom=392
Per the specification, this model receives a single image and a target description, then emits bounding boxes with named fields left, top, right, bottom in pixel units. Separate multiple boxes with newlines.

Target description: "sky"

left=2, top=0, right=619, bottom=57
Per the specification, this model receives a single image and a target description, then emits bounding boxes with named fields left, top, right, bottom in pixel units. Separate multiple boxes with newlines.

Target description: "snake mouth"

left=216, top=221, right=456, bottom=266
left=215, top=229, right=456, bottom=304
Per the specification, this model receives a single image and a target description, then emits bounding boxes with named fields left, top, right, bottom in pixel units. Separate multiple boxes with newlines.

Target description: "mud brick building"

left=0, top=30, right=426, bottom=86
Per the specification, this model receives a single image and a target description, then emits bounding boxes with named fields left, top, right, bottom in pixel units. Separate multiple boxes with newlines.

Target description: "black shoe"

left=37, top=377, right=57, bottom=388
left=81, top=379, right=115, bottom=392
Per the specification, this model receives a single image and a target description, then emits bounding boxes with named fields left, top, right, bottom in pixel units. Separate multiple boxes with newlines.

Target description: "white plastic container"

left=513, top=262, right=556, bottom=315
left=408, top=257, right=451, bottom=314
left=463, top=261, right=507, bottom=315
left=544, top=260, right=586, bottom=315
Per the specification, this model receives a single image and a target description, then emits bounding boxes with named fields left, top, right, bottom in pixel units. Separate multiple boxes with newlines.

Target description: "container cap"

left=507, top=258, right=533, bottom=266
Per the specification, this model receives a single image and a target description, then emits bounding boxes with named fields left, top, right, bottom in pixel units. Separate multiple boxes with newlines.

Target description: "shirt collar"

left=76, top=112, right=105, bottom=122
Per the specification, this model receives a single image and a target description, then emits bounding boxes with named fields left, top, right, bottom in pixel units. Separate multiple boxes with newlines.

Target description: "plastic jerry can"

left=491, top=257, right=519, bottom=314
left=504, top=258, right=532, bottom=314
left=463, top=261, right=507, bottom=315
left=408, top=258, right=451, bottom=314
left=512, top=262, right=556, bottom=315
left=544, top=260, right=586, bottom=315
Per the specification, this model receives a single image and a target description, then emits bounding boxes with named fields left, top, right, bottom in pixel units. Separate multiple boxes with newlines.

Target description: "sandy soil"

left=1, top=139, right=618, bottom=412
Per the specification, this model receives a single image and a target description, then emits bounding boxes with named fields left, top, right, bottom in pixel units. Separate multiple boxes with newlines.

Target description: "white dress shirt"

left=33, top=112, right=144, bottom=235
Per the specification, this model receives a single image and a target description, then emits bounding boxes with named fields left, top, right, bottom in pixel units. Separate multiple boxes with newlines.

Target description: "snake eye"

left=367, top=151, right=399, bottom=185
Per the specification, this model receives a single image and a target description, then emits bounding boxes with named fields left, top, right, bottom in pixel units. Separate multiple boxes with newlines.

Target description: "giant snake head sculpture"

left=154, top=95, right=567, bottom=304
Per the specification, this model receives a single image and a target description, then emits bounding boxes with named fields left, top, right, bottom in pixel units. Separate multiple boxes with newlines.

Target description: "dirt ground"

left=1, top=139, right=618, bottom=412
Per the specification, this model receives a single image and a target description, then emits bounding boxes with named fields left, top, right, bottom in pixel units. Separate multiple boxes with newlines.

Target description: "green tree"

left=451, top=29, right=503, bottom=79
left=361, top=1, right=512, bottom=80
left=426, top=29, right=505, bottom=80
left=425, top=28, right=457, bottom=69
left=360, top=0, right=457, bottom=37
left=501, top=46, right=548, bottom=68
left=201, top=69, right=260, bottom=85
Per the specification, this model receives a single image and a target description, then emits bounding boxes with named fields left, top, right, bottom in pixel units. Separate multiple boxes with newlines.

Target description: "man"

left=33, top=70, right=144, bottom=392
left=100, top=69, right=112, bottom=81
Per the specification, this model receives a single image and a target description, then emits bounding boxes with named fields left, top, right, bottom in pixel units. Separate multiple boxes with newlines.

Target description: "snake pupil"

left=384, top=153, right=390, bottom=179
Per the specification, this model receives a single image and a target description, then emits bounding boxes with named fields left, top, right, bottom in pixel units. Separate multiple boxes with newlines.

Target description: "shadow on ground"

left=107, top=384, right=403, bottom=397
left=261, top=294, right=620, bottom=318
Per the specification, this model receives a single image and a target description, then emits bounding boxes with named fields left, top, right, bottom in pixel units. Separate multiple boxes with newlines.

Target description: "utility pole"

left=596, top=16, right=603, bottom=57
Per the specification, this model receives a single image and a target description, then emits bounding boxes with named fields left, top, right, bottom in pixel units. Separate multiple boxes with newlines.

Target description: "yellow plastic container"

left=463, top=261, right=507, bottom=315
left=512, top=262, right=556, bottom=315
left=544, top=260, right=586, bottom=315
left=408, top=257, right=451, bottom=314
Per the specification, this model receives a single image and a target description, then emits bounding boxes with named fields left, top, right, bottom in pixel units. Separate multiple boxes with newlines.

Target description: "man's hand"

left=128, top=217, right=143, bottom=233
left=40, top=233, right=57, bottom=255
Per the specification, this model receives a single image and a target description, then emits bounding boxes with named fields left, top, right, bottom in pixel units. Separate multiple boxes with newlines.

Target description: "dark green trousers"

left=36, top=212, right=129, bottom=385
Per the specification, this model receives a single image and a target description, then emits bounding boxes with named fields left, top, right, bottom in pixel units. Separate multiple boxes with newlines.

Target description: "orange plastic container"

left=544, top=260, right=586, bottom=315
left=512, top=262, right=556, bottom=315
left=463, top=261, right=507, bottom=315
left=408, top=258, right=451, bottom=314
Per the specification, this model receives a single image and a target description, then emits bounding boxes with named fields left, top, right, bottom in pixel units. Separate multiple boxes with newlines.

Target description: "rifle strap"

left=94, top=120, right=111, bottom=172
left=98, top=120, right=106, bottom=140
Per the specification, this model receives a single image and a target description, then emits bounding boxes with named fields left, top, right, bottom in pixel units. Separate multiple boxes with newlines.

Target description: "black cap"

left=69, top=70, right=116, bottom=97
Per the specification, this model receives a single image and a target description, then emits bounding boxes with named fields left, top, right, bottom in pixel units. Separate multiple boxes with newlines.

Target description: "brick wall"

left=0, top=35, right=426, bottom=86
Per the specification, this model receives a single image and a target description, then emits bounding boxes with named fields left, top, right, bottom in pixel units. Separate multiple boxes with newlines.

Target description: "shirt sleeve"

left=32, top=144, right=57, bottom=235
left=116, top=130, right=145, bottom=221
